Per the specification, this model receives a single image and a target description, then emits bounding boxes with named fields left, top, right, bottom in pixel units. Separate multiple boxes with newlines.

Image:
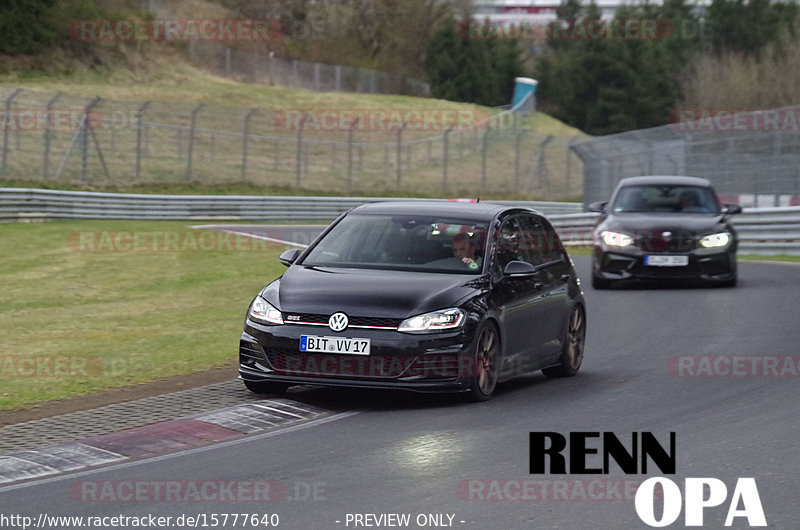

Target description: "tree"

left=0, top=0, right=59, bottom=55
left=705, top=0, right=798, bottom=56
left=426, top=18, right=523, bottom=106
left=536, top=0, right=697, bottom=134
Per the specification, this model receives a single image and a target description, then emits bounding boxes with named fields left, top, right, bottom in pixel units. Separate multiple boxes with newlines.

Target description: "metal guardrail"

left=0, top=188, right=582, bottom=222
left=548, top=208, right=800, bottom=255
left=3, top=188, right=798, bottom=254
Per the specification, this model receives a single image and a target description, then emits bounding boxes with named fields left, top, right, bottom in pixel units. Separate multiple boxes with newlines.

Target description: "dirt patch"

left=0, top=360, right=239, bottom=427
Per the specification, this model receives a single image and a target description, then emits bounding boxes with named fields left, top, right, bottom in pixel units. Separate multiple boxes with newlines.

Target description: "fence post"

left=536, top=135, right=553, bottom=195
left=268, top=52, right=274, bottom=85
left=241, top=108, right=259, bottom=182
left=1, top=88, right=23, bottom=175
left=86, top=99, right=110, bottom=181
left=396, top=122, right=407, bottom=188
left=135, top=101, right=151, bottom=182
left=566, top=135, right=579, bottom=196
left=185, top=104, right=204, bottom=180
left=296, top=113, right=309, bottom=188
left=43, top=92, right=63, bottom=179
left=82, top=97, right=102, bottom=180
left=481, top=127, right=492, bottom=193
left=514, top=130, right=527, bottom=192
left=347, top=118, right=359, bottom=193
left=443, top=126, right=454, bottom=194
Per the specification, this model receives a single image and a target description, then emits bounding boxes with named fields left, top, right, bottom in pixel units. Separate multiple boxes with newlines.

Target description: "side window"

left=538, top=217, right=566, bottom=263
left=518, top=215, right=548, bottom=266
left=496, top=217, right=525, bottom=271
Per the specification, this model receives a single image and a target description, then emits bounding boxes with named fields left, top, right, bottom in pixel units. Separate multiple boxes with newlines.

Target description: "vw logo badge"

left=328, top=312, right=349, bottom=332
left=662, top=231, right=672, bottom=239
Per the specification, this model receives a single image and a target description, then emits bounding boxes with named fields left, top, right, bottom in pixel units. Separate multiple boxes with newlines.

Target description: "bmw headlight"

left=602, top=231, right=634, bottom=247
left=398, top=308, right=465, bottom=333
left=699, top=232, right=731, bottom=248
left=249, top=296, right=284, bottom=325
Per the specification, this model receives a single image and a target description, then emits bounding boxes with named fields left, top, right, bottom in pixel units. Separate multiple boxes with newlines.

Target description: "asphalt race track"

left=1, top=225, right=799, bottom=529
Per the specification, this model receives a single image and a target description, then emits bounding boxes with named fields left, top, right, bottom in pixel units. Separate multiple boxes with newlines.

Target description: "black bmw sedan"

left=589, top=176, right=742, bottom=289
left=239, top=201, right=586, bottom=401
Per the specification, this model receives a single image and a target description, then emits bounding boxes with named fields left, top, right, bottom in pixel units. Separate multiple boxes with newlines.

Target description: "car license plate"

left=300, top=335, right=371, bottom=355
left=645, top=255, right=689, bottom=267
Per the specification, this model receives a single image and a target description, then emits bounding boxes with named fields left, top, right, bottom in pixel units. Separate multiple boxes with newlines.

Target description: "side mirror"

left=588, top=201, right=607, bottom=213
left=279, top=249, right=301, bottom=267
left=503, top=260, right=539, bottom=278
left=722, top=204, right=742, bottom=215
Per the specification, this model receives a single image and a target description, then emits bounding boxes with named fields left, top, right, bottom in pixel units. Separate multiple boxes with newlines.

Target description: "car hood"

left=264, top=265, right=483, bottom=318
left=602, top=213, right=730, bottom=234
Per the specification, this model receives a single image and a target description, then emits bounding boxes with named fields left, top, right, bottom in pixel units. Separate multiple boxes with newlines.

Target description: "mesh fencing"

left=572, top=107, right=800, bottom=208
left=0, top=86, right=584, bottom=199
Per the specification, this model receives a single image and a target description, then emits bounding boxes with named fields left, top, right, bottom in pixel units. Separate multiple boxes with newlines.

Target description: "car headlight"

left=249, top=296, right=284, bottom=325
left=601, top=231, right=634, bottom=247
left=398, top=308, right=465, bottom=333
left=699, top=232, right=731, bottom=248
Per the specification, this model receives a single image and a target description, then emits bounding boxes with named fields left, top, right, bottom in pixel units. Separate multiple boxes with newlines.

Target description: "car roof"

left=617, top=176, right=712, bottom=188
left=349, top=200, right=522, bottom=221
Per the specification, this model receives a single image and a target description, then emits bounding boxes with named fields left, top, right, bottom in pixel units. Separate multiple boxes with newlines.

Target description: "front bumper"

left=239, top=319, right=479, bottom=393
left=592, top=245, right=736, bottom=282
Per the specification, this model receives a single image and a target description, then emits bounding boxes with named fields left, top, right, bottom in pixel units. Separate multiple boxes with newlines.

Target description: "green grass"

left=0, top=220, right=287, bottom=411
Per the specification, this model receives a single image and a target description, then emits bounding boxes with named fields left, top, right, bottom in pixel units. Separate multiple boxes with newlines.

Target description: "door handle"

left=561, top=274, right=571, bottom=282
left=534, top=282, right=544, bottom=290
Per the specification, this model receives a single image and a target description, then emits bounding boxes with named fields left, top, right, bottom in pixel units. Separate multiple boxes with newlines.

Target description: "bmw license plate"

left=645, top=255, right=689, bottom=267
left=300, top=335, right=371, bottom=355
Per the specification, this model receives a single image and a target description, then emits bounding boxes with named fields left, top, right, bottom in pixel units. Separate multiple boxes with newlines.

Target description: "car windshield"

left=611, top=185, right=721, bottom=214
left=301, top=214, right=489, bottom=274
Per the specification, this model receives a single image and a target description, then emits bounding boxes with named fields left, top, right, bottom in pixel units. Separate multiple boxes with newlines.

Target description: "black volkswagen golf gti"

left=589, top=176, right=742, bottom=289
left=240, top=201, right=586, bottom=401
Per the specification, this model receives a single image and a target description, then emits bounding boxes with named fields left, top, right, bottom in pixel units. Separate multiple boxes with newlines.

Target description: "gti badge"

left=328, top=312, right=349, bottom=332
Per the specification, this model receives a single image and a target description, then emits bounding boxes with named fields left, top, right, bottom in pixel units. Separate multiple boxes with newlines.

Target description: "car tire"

left=243, top=380, right=290, bottom=395
left=465, top=322, right=501, bottom=402
left=591, top=273, right=611, bottom=290
left=543, top=305, right=586, bottom=378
